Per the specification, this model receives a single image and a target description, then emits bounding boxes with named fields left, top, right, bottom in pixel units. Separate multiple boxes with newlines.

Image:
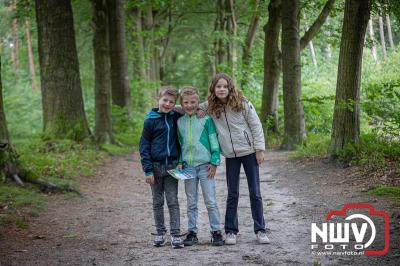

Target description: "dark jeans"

left=224, top=153, right=266, bottom=234
left=151, top=163, right=180, bottom=236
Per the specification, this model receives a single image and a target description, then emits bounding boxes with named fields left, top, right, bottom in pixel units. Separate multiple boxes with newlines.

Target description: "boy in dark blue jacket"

left=139, top=86, right=183, bottom=249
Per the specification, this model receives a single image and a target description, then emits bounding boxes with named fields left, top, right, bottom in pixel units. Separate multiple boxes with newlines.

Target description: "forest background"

left=0, top=0, right=399, bottom=228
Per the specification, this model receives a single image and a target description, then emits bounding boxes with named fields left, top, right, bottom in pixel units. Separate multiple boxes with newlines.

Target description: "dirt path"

left=1, top=151, right=399, bottom=266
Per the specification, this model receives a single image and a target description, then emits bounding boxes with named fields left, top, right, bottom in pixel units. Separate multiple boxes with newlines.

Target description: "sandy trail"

left=1, top=151, right=399, bottom=265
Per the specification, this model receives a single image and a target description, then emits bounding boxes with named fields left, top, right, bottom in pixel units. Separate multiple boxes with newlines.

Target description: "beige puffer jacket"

left=201, top=100, right=265, bottom=158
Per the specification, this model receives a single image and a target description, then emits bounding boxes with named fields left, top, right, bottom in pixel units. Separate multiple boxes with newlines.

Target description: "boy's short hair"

left=180, top=86, right=199, bottom=102
left=158, top=86, right=178, bottom=100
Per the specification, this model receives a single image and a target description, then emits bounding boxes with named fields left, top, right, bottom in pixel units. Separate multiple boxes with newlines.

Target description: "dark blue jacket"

left=139, top=108, right=181, bottom=175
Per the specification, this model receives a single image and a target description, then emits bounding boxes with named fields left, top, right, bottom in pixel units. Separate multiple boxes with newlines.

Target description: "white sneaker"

left=225, top=233, right=237, bottom=245
left=256, top=231, right=270, bottom=244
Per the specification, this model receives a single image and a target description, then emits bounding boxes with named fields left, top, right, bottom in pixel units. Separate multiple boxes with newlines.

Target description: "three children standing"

left=139, top=73, right=270, bottom=248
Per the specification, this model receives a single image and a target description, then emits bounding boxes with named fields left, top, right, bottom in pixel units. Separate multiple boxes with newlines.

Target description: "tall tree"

left=368, top=18, right=379, bottom=63
left=261, top=0, right=281, bottom=133
left=92, top=0, right=113, bottom=144
left=25, top=17, right=37, bottom=91
left=35, top=0, right=90, bottom=140
left=241, top=0, right=261, bottom=90
left=330, top=0, right=372, bottom=158
left=261, top=0, right=336, bottom=136
left=281, top=0, right=305, bottom=149
left=225, top=0, right=237, bottom=75
left=11, top=0, right=19, bottom=73
left=385, top=15, right=394, bottom=48
left=378, top=15, right=387, bottom=58
left=107, top=0, right=131, bottom=115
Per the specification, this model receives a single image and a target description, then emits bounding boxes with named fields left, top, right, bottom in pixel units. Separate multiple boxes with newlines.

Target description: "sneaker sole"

left=153, top=243, right=165, bottom=247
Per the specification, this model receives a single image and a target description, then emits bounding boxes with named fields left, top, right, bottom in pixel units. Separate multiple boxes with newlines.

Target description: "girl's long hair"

left=207, top=73, right=245, bottom=118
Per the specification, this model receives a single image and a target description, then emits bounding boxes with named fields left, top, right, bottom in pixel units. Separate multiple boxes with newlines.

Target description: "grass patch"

left=369, top=186, right=400, bottom=202
left=290, top=134, right=330, bottom=160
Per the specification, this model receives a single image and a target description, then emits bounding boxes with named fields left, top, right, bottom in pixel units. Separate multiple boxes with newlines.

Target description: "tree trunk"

left=35, top=0, right=90, bottom=141
left=107, top=0, right=131, bottom=115
left=261, top=0, right=335, bottom=136
left=261, top=0, right=281, bottom=134
left=131, top=6, right=146, bottom=108
left=308, top=41, right=318, bottom=67
left=386, top=15, right=394, bottom=48
left=225, top=0, right=237, bottom=76
left=11, top=4, right=19, bottom=74
left=25, top=17, right=37, bottom=92
left=241, top=0, right=260, bottom=90
left=368, top=19, right=378, bottom=63
left=330, top=0, right=371, bottom=158
left=214, top=0, right=226, bottom=72
left=378, top=15, right=387, bottom=58
left=92, top=0, right=114, bottom=144
left=281, top=0, right=305, bottom=150
left=0, top=56, right=21, bottom=184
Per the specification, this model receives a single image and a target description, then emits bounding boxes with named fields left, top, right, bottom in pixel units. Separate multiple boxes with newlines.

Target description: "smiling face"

left=158, top=94, right=176, bottom=113
left=214, top=78, right=229, bottom=102
left=181, top=94, right=199, bottom=115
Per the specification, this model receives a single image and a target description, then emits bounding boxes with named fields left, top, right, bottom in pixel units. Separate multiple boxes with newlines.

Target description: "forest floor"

left=1, top=150, right=400, bottom=266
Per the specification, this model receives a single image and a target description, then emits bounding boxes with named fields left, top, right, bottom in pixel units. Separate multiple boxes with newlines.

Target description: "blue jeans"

left=225, top=153, right=266, bottom=234
left=184, top=164, right=221, bottom=233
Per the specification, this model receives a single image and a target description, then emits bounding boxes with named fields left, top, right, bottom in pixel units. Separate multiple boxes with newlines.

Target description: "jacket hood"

left=145, top=108, right=176, bottom=120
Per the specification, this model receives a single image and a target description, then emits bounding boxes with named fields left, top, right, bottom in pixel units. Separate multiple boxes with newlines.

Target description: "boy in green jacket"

left=177, top=86, right=224, bottom=246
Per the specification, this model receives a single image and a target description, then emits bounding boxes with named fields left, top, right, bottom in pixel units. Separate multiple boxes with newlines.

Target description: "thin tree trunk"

left=378, top=15, right=387, bottom=58
left=281, top=0, right=305, bottom=150
left=25, top=17, right=37, bottom=91
left=330, top=0, right=371, bottom=158
left=35, top=0, right=90, bottom=141
left=225, top=0, right=237, bottom=76
left=261, top=0, right=281, bottom=134
left=386, top=15, right=394, bottom=48
left=241, top=0, right=260, bottom=90
left=368, top=19, right=378, bottom=63
left=214, top=0, right=226, bottom=72
left=11, top=4, right=19, bottom=73
left=92, top=0, right=114, bottom=144
left=107, top=0, right=131, bottom=116
left=309, top=41, right=318, bottom=67
left=131, top=6, right=146, bottom=108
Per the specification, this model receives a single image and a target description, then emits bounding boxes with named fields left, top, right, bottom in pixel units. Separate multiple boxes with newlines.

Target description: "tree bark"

left=386, top=15, right=394, bottom=48
left=309, top=41, right=318, bottom=67
left=330, top=0, right=371, bottom=158
left=214, top=0, right=226, bottom=72
left=92, top=0, right=114, bottom=144
left=368, top=19, right=378, bottom=63
left=107, top=0, right=131, bottom=115
left=378, top=15, right=387, bottom=58
left=35, top=0, right=90, bottom=141
left=241, top=0, right=260, bottom=90
left=261, top=0, right=281, bottom=134
left=25, top=17, right=37, bottom=91
left=281, top=0, right=305, bottom=150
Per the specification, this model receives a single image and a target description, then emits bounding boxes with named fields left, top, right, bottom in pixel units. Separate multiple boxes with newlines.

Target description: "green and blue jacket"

left=177, top=114, right=220, bottom=167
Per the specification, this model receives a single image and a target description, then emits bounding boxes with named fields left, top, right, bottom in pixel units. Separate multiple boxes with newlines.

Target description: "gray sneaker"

left=256, top=231, right=270, bottom=244
left=171, top=235, right=184, bottom=249
left=225, top=233, right=237, bottom=245
left=153, top=234, right=166, bottom=247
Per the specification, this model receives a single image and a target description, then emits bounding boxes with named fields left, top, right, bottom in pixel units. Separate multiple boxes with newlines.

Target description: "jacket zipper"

left=244, top=131, right=251, bottom=147
left=189, top=115, right=193, bottom=165
left=165, top=115, right=170, bottom=165
left=224, top=107, right=236, bottom=157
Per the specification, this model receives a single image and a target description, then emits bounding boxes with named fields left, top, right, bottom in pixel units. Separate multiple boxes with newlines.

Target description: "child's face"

left=181, top=94, right=199, bottom=115
left=158, top=94, right=176, bottom=113
left=214, top=78, right=229, bottom=101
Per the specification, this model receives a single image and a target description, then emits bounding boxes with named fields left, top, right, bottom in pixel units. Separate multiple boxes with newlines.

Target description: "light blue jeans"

left=184, top=163, right=221, bottom=233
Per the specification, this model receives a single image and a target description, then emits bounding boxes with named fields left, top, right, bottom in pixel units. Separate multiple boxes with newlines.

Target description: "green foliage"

left=369, top=186, right=400, bottom=202
left=337, top=133, right=400, bottom=167
left=112, top=105, right=144, bottom=147
left=290, top=133, right=331, bottom=159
